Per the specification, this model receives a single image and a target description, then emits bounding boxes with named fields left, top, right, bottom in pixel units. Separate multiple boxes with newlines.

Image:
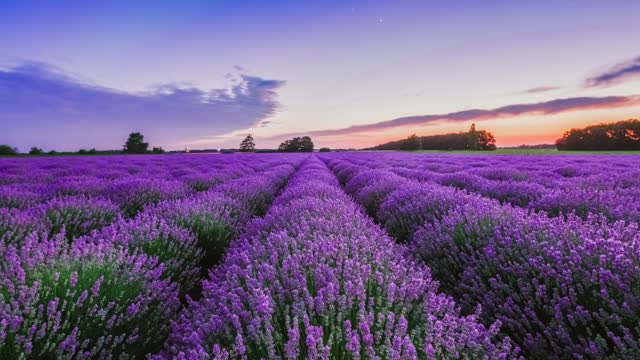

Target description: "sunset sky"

left=2, top=0, right=640, bottom=151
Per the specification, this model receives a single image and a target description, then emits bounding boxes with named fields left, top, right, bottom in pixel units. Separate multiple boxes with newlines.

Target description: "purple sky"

left=2, top=0, right=640, bottom=150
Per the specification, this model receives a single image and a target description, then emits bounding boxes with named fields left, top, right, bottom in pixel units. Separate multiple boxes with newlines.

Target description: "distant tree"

left=239, top=134, right=256, bottom=152
left=0, top=145, right=18, bottom=155
left=468, top=123, right=479, bottom=150
left=29, top=147, right=44, bottom=155
left=278, top=139, right=293, bottom=152
left=77, top=148, right=98, bottom=155
left=401, top=134, right=422, bottom=150
left=477, top=131, right=496, bottom=150
left=187, top=149, right=219, bottom=154
left=151, top=147, right=165, bottom=154
left=319, top=147, right=331, bottom=152
left=512, top=144, right=556, bottom=149
left=368, top=126, right=496, bottom=151
left=278, top=136, right=314, bottom=152
left=123, top=132, right=149, bottom=154
left=48, top=150, right=58, bottom=155
left=556, top=119, right=640, bottom=151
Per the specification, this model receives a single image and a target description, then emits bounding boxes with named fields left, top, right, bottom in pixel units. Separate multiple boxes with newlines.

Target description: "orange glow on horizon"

left=311, top=105, right=640, bottom=148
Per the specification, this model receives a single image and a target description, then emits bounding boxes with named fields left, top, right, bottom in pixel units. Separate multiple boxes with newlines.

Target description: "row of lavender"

left=1, top=154, right=309, bottom=248
left=320, top=154, right=640, bottom=359
left=335, top=152, right=640, bottom=223
left=0, top=155, right=282, bottom=216
left=0, top=154, right=304, bottom=358
left=159, top=156, right=517, bottom=359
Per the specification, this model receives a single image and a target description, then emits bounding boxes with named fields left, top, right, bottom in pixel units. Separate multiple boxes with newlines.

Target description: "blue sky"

left=2, top=0, right=640, bottom=150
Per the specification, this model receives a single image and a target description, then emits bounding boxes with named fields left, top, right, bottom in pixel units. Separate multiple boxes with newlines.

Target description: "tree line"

left=236, top=134, right=316, bottom=153
left=556, top=119, right=640, bottom=151
left=5, top=120, right=640, bottom=156
left=0, top=132, right=165, bottom=156
left=367, top=124, right=497, bottom=151
left=1, top=133, right=321, bottom=156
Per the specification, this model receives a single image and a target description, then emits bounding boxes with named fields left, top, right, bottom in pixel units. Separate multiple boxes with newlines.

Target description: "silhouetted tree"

left=29, top=147, right=44, bottom=155
left=556, top=119, right=640, bottom=151
left=77, top=148, right=97, bottom=155
left=368, top=126, right=497, bottom=151
left=123, top=132, right=149, bottom=154
left=513, top=144, right=556, bottom=149
left=400, top=133, right=423, bottom=150
left=468, top=123, right=479, bottom=150
left=278, top=136, right=314, bottom=152
left=319, top=147, right=331, bottom=152
left=151, top=147, right=165, bottom=154
left=239, top=134, right=256, bottom=152
left=0, top=145, right=18, bottom=155
left=477, top=130, right=496, bottom=150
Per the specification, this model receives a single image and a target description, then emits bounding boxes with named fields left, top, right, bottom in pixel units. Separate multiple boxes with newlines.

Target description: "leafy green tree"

left=278, top=136, right=314, bottom=152
left=477, top=130, right=496, bottom=150
left=278, top=140, right=292, bottom=152
left=0, top=145, right=18, bottom=155
left=556, top=119, right=640, bottom=150
left=152, top=147, right=165, bottom=154
left=239, top=134, right=256, bottom=152
left=123, top=132, right=149, bottom=154
left=29, top=147, right=44, bottom=155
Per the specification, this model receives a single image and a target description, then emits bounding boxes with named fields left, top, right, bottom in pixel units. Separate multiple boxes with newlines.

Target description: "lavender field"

left=1, top=152, right=639, bottom=359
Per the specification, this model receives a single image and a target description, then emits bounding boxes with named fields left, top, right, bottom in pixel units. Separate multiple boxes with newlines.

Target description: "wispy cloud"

left=586, top=56, right=640, bottom=88
left=0, top=61, right=286, bottom=150
left=520, top=86, right=560, bottom=94
left=272, top=95, right=640, bottom=138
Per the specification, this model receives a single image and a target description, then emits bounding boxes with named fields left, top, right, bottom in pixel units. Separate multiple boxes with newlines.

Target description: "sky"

left=1, top=0, right=640, bottom=151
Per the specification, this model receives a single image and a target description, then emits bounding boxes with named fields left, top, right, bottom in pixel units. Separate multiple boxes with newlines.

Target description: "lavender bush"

left=31, top=196, right=122, bottom=241
left=321, top=153, right=640, bottom=359
left=160, top=158, right=516, bottom=359
left=0, top=208, right=47, bottom=246
left=88, top=212, right=204, bottom=295
left=323, top=152, right=640, bottom=224
left=105, top=178, right=192, bottom=217
left=2, top=152, right=639, bottom=358
left=0, top=233, right=181, bottom=358
left=0, top=185, right=44, bottom=209
left=377, top=182, right=466, bottom=242
left=413, top=201, right=640, bottom=359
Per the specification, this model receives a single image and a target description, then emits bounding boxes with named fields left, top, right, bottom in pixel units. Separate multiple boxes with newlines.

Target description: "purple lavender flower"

left=86, top=213, right=204, bottom=295
left=0, top=185, right=45, bottom=210
left=105, top=178, right=192, bottom=217
left=377, top=182, right=467, bottom=242
left=160, top=157, right=516, bottom=359
left=0, top=208, right=48, bottom=246
left=145, top=193, right=248, bottom=267
left=0, top=232, right=181, bottom=358
left=319, top=152, right=640, bottom=358
left=30, top=196, right=122, bottom=242
left=412, top=201, right=640, bottom=358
